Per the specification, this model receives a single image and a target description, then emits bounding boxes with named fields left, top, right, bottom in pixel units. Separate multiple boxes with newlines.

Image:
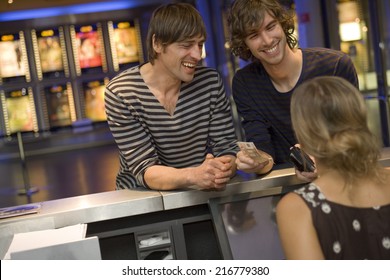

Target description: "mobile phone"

left=289, top=146, right=315, bottom=172
left=237, top=141, right=270, bottom=164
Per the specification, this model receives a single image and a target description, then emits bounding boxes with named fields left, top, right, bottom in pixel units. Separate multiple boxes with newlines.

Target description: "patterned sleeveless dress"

left=294, top=183, right=390, bottom=259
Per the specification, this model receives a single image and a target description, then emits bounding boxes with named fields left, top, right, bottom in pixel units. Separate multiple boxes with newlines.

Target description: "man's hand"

left=235, top=150, right=273, bottom=174
left=192, top=154, right=234, bottom=189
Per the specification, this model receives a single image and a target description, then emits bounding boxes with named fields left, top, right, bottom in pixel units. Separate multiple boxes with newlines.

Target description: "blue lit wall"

left=0, top=0, right=164, bottom=22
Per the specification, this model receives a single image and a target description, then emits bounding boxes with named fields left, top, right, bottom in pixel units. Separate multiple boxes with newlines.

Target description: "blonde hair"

left=291, top=76, right=382, bottom=185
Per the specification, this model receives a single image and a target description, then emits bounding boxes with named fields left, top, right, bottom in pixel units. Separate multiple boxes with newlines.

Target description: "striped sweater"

left=232, top=47, right=359, bottom=165
left=105, top=65, right=239, bottom=189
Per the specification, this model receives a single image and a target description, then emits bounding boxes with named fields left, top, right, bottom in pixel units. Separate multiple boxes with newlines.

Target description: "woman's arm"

left=276, top=192, right=325, bottom=260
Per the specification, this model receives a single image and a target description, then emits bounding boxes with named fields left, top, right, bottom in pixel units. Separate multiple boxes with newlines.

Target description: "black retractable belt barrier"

left=16, top=131, right=39, bottom=200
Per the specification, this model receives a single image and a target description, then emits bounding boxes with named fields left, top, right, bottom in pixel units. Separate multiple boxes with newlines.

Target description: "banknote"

left=237, top=141, right=270, bottom=164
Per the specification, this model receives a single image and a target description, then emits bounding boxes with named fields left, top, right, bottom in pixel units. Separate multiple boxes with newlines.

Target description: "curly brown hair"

left=228, top=0, right=297, bottom=61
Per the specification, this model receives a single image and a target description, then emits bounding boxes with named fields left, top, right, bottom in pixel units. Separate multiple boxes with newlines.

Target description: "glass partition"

left=335, top=0, right=390, bottom=146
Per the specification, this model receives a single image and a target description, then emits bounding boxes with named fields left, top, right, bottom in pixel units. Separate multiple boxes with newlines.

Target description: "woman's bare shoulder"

left=277, top=191, right=308, bottom=213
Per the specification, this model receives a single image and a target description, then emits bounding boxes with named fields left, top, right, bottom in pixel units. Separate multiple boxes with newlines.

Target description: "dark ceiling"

left=0, top=0, right=110, bottom=13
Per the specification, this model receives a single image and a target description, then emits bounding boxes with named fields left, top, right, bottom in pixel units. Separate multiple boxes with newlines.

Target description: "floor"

left=0, top=126, right=120, bottom=208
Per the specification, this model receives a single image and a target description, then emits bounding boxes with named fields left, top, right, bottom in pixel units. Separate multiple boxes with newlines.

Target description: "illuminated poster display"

left=0, top=32, right=29, bottom=80
left=32, top=28, right=68, bottom=80
left=77, top=30, right=102, bottom=68
left=1, top=88, right=38, bottom=134
left=45, top=84, right=74, bottom=128
left=71, top=24, right=107, bottom=75
left=38, top=30, right=63, bottom=72
left=113, top=21, right=140, bottom=64
left=83, top=80, right=107, bottom=122
left=108, top=20, right=143, bottom=71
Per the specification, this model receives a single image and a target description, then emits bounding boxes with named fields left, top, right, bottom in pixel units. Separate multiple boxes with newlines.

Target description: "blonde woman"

left=276, top=76, right=390, bottom=259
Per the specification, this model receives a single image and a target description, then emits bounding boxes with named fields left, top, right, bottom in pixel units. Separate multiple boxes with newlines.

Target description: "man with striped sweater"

left=105, top=3, right=239, bottom=190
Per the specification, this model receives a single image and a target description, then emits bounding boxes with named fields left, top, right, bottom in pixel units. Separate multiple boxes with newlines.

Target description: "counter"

left=1, top=147, right=389, bottom=259
left=0, top=167, right=299, bottom=229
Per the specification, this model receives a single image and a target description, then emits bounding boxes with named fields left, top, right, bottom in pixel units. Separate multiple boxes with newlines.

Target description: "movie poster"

left=5, top=89, right=34, bottom=133
left=37, top=29, right=64, bottom=73
left=0, top=34, right=26, bottom=78
left=113, top=22, right=140, bottom=65
left=84, top=80, right=106, bottom=122
left=45, top=85, right=72, bottom=127
left=75, top=25, right=103, bottom=69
